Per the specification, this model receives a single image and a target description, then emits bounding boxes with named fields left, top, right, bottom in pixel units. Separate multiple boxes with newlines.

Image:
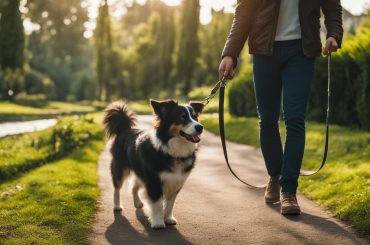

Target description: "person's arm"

left=220, top=0, right=258, bottom=79
left=321, top=0, right=343, bottom=55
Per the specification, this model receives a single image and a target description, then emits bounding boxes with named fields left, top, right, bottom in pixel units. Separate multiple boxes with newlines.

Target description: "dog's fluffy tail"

left=103, top=101, right=136, bottom=138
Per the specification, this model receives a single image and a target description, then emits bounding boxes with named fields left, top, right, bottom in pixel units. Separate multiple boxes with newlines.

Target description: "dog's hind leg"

left=164, top=192, right=179, bottom=225
left=111, top=160, right=129, bottom=211
left=132, top=179, right=143, bottom=209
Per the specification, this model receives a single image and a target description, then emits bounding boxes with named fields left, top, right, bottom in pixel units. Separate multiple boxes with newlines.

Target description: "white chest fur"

left=160, top=158, right=192, bottom=198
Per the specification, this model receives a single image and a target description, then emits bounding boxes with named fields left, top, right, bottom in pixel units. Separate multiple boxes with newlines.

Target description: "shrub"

left=187, top=85, right=213, bottom=100
left=14, top=92, right=48, bottom=107
left=308, top=27, right=370, bottom=130
left=24, top=69, right=56, bottom=99
left=228, top=66, right=257, bottom=117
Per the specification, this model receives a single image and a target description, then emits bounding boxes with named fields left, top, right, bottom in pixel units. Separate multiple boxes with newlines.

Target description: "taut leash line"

left=204, top=55, right=332, bottom=187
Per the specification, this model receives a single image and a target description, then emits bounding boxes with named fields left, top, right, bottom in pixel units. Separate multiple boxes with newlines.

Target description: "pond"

left=0, top=119, right=57, bottom=138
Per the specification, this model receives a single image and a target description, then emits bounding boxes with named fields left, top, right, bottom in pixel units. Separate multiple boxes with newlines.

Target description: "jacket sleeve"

left=221, top=0, right=259, bottom=67
left=321, top=0, right=343, bottom=48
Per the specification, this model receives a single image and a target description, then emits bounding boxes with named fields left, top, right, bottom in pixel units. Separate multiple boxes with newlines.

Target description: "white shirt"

left=275, top=0, right=302, bottom=41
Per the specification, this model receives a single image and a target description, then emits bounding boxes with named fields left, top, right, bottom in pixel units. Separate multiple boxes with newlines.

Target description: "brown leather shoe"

left=280, top=192, right=301, bottom=215
left=264, top=176, right=280, bottom=203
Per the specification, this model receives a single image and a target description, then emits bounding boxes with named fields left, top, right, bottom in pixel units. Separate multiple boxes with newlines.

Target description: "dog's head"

left=150, top=99, right=204, bottom=143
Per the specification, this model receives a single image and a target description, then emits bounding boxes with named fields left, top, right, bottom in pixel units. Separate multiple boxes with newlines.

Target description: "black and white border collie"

left=103, top=99, right=204, bottom=229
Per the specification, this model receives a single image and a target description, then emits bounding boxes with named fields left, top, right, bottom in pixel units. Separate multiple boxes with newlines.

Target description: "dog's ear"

left=189, top=101, right=205, bottom=115
left=150, top=99, right=178, bottom=117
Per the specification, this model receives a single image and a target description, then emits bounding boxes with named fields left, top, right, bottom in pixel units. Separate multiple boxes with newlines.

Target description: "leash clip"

left=220, top=78, right=227, bottom=87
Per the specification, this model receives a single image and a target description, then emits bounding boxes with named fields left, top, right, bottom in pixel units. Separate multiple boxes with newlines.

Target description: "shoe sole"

left=265, top=197, right=280, bottom=203
left=281, top=208, right=301, bottom=215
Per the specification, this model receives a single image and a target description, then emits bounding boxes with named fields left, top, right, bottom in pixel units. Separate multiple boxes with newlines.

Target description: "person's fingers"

left=219, top=63, right=226, bottom=80
left=324, top=41, right=331, bottom=56
left=219, top=57, right=234, bottom=80
left=227, top=68, right=234, bottom=80
left=324, top=38, right=339, bottom=56
left=331, top=41, right=338, bottom=53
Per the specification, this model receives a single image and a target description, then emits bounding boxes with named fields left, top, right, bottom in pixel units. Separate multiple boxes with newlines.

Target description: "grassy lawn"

left=0, top=116, right=102, bottom=182
left=0, top=139, right=103, bottom=244
left=0, top=101, right=96, bottom=122
left=0, top=113, right=105, bottom=244
left=202, top=113, right=370, bottom=235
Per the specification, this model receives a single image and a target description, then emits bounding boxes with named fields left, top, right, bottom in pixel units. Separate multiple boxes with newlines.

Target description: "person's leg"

left=253, top=53, right=283, bottom=178
left=280, top=40, right=315, bottom=194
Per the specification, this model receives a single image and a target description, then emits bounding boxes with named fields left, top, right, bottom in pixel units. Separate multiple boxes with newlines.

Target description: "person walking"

left=219, top=0, right=343, bottom=215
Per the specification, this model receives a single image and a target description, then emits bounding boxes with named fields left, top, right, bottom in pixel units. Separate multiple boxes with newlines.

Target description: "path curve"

left=89, top=115, right=367, bottom=245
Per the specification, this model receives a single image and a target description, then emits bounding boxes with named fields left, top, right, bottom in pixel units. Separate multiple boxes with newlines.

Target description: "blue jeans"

left=252, top=39, right=315, bottom=193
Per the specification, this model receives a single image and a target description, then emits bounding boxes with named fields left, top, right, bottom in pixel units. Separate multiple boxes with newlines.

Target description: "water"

left=0, top=119, right=57, bottom=138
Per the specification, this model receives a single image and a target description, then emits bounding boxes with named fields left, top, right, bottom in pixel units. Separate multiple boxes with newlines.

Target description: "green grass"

left=0, top=112, right=104, bottom=244
left=126, top=99, right=222, bottom=115
left=0, top=116, right=102, bottom=182
left=127, top=100, right=153, bottom=114
left=0, top=101, right=96, bottom=122
left=202, top=113, right=370, bottom=235
left=0, top=139, right=103, bottom=244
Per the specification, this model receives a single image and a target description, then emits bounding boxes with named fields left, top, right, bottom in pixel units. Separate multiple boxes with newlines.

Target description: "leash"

left=204, top=55, right=331, bottom=187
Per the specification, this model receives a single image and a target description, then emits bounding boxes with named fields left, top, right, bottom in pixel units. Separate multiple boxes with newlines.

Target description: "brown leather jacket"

left=222, top=0, right=343, bottom=66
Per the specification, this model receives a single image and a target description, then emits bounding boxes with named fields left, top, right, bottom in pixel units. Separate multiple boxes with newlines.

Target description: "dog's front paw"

left=151, top=221, right=166, bottom=229
left=165, top=216, right=177, bottom=225
left=113, top=206, right=123, bottom=211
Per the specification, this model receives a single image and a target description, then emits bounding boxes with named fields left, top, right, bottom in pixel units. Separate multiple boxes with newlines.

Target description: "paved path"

left=89, top=115, right=367, bottom=245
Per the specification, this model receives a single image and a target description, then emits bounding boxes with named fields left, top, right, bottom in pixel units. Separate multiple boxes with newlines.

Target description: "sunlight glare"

left=162, top=0, right=181, bottom=6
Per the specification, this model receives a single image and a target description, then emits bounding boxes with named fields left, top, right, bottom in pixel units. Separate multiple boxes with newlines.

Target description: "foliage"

left=15, top=92, right=48, bottom=107
left=24, top=68, right=55, bottom=99
left=196, top=10, right=233, bottom=86
left=0, top=116, right=102, bottom=182
left=0, top=140, right=103, bottom=244
left=188, top=85, right=213, bottom=100
left=308, top=24, right=370, bottom=130
left=228, top=65, right=257, bottom=117
left=0, top=0, right=24, bottom=70
left=26, top=0, right=91, bottom=100
left=118, top=1, right=177, bottom=99
left=176, top=0, right=200, bottom=94
left=94, top=0, right=114, bottom=101
left=202, top=114, right=370, bottom=235
left=0, top=68, right=24, bottom=101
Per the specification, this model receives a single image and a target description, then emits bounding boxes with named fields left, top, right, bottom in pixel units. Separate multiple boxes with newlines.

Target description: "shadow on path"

left=105, top=210, right=191, bottom=245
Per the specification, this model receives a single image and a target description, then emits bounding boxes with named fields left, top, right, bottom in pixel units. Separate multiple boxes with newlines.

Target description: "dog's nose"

left=195, top=124, right=203, bottom=134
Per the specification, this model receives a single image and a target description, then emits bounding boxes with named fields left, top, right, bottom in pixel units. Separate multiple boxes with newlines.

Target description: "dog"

left=103, top=99, right=204, bottom=229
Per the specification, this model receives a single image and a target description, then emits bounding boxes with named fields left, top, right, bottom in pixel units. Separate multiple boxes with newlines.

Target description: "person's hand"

left=218, top=56, right=235, bottom=80
left=324, top=37, right=338, bottom=56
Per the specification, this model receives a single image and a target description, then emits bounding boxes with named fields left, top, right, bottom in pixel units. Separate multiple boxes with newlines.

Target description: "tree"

left=176, top=0, right=200, bottom=94
left=94, top=0, right=114, bottom=101
left=159, top=5, right=175, bottom=93
left=26, top=0, right=90, bottom=100
left=0, top=0, right=25, bottom=70
left=197, top=9, right=233, bottom=86
left=0, top=0, right=25, bottom=100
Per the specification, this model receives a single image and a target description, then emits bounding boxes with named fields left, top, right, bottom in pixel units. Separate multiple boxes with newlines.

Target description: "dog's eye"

left=181, top=114, right=187, bottom=119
